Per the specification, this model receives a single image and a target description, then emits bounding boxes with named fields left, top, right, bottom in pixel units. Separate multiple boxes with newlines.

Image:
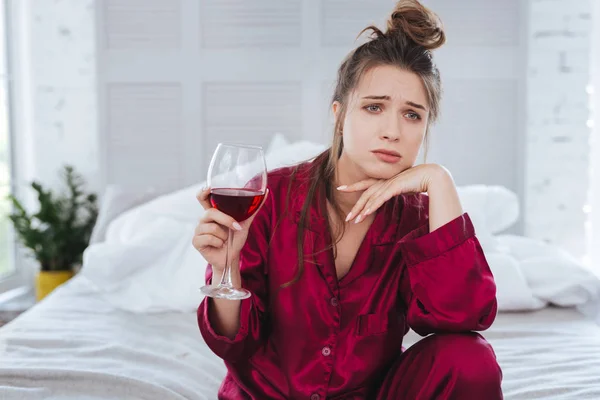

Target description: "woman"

left=193, top=0, right=503, bottom=398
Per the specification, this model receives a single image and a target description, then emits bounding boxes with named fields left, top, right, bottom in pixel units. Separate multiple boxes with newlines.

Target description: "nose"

left=381, top=133, right=400, bottom=142
left=380, top=117, right=401, bottom=142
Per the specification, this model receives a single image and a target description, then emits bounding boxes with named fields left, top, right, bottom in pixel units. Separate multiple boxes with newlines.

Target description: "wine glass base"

left=200, top=285, right=252, bottom=300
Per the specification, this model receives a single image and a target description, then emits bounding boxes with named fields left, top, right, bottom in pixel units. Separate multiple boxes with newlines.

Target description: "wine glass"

left=200, top=143, right=267, bottom=300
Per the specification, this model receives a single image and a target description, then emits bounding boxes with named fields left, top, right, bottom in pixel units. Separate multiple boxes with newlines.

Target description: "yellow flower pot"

left=35, top=271, right=74, bottom=301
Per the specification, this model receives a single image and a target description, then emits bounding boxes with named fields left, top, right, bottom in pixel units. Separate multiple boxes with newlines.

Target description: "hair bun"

left=386, top=0, right=446, bottom=51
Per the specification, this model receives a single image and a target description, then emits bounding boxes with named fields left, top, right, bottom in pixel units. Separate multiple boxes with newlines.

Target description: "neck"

left=331, top=152, right=369, bottom=215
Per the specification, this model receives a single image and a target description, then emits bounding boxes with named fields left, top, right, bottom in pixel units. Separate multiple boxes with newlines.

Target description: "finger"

left=363, top=183, right=394, bottom=217
left=194, top=222, right=229, bottom=242
left=364, top=173, right=412, bottom=217
left=196, top=187, right=212, bottom=210
left=201, top=208, right=243, bottom=231
left=337, top=179, right=379, bottom=192
left=192, top=234, right=225, bottom=250
left=241, top=188, right=270, bottom=228
left=346, top=184, right=380, bottom=223
left=363, top=180, right=392, bottom=211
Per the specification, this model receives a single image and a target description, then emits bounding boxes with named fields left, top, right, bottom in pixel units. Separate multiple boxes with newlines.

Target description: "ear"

left=332, top=101, right=341, bottom=123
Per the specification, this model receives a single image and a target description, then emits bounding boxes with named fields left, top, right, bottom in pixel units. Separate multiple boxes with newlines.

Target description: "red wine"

left=210, top=188, right=265, bottom=222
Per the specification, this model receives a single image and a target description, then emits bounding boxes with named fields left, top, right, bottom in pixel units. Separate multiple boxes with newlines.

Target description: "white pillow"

left=497, top=234, right=600, bottom=307
left=81, top=137, right=327, bottom=312
left=104, top=136, right=326, bottom=244
left=456, top=185, right=520, bottom=234
left=484, top=252, right=547, bottom=311
left=89, top=185, right=163, bottom=244
left=266, top=132, right=290, bottom=153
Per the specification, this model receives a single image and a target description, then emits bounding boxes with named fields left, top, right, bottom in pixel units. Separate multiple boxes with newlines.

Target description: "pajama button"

left=310, top=394, right=320, bottom=400
left=330, top=297, right=338, bottom=307
left=321, top=346, right=331, bottom=356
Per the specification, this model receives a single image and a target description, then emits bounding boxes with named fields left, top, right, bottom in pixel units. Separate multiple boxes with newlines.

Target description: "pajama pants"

left=375, top=332, right=503, bottom=399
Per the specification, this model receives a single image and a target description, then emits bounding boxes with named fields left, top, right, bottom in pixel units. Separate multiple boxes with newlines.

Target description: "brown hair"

left=281, top=0, right=445, bottom=289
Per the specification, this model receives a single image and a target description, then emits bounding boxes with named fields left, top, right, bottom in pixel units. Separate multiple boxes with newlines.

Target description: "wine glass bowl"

left=200, top=143, right=267, bottom=300
left=209, top=188, right=265, bottom=222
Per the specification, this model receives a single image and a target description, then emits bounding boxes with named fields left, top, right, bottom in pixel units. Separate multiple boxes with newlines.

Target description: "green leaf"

left=6, top=165, right=99, bottom=272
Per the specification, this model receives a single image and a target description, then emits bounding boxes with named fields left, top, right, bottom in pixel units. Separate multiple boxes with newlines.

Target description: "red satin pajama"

left=198, top=164, right=502, bottom=399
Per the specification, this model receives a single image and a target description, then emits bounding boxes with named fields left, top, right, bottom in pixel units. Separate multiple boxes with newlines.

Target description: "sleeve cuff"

left=398, top=212, right=476, bottom=266
left=199, top=295, right=253, bottom=344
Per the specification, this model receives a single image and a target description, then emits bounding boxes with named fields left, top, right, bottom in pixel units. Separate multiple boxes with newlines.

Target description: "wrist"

left=210, top=256, right=242, bottom=287
left=211, top=254, right=240, bottom=272
left=425, top=164, right=454, bottom=193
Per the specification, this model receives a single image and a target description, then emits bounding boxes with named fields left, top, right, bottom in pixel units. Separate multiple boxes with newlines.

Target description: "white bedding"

left=1, top=276, right=600, bottom=399
left=0, top=277, right=225, bottom=400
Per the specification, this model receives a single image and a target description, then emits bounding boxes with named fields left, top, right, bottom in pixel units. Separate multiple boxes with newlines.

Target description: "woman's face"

left=333, top=65, right=429, bottom=180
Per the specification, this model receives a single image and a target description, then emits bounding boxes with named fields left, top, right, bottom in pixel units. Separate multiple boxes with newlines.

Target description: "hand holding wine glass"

left=194, top=187, right=268, bottom=271
left=193, top=143, right=268, bottom=300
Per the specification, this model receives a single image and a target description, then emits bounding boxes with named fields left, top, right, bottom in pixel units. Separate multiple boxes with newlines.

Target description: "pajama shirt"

left=198, top=163, right=502, bottom=400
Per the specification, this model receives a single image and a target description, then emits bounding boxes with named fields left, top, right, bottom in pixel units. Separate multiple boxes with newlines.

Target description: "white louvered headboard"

left=96, top=0, right=526, bottom=233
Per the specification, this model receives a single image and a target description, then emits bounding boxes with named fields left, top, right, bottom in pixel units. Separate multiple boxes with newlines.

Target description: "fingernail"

left=364, top=208, right=371, bottom=215
left=355, top=215, right=362, bottom=224
left=232, top=222, right=242, bottom=231
left=337, top=185, right=347, bottom=190
left=345, top=212, right=353, bottom=222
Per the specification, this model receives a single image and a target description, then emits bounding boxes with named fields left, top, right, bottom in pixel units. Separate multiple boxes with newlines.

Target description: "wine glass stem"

left=219, top=228, right=235, bottom=288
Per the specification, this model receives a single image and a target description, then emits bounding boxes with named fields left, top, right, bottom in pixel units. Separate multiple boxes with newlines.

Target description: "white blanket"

left=489, top=235, right=600, bottom=314
left=1, top=276, right=599, bottom=399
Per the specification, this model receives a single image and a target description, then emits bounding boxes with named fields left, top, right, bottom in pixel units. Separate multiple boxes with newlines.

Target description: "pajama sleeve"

left=398, top=195, right=498, bottom=336
left=197, top=193, right=272, bottom=363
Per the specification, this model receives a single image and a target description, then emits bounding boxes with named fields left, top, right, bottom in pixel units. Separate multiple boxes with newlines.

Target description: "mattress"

left=0, top=277, right=225, bottom=400
left=1, top=276, right=599, bottom=399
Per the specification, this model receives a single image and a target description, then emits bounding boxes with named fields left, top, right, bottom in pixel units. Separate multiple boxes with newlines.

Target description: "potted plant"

left=6, top=165, right=98, bottom=301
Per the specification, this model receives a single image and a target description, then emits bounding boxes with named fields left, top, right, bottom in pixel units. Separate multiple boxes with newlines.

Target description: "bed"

left=0, top=275, right=599, bottom=399
left=1, top=137, right=600, bottom=399
left=0, top=276, right=223, bottom=399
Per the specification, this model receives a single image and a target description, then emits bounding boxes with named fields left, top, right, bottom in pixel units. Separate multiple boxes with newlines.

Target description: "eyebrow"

left=362, top=95, right=427, bottom=111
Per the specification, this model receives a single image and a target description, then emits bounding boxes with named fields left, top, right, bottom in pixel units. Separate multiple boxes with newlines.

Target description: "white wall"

left=423, top=0, right=526, bottom=234
left=9, top=0, right=597, bottom=264
left=10, top=0, right=98, bottom=202
left=525, top=0, right=593, bottom=260
left=591, top=0, right=600, bottom=270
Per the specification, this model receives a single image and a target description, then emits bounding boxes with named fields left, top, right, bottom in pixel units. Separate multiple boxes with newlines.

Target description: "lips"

left=372, top=149, right=402, bottom=164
